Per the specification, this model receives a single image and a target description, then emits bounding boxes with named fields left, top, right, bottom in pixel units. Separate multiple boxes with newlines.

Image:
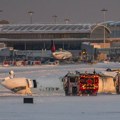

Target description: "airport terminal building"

left=0, top=23, right=111, bottom=50
left=0, top=21, right=120, bottom=62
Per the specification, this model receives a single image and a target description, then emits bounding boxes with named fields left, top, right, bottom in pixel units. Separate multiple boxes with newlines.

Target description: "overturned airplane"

left=0, top=71, right=37, bottom=95
left=0, top=70, right=120, bottom=96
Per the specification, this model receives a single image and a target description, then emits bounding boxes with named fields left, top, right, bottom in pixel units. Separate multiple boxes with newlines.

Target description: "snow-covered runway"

left=0, top=62, right=120, bottom=120
left=0, top=95, right=120, bottom=120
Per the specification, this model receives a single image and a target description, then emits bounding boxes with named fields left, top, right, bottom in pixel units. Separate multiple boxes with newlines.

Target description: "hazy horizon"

left=0, top=0, right=120, bottom=24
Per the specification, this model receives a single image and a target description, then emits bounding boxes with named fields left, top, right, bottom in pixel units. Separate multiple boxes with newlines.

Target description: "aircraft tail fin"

left=51, top=40, right=56, bottom=52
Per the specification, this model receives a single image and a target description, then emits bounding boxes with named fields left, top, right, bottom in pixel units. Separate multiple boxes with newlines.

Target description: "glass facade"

left=106, top=21, right=120, bottom=38
left=8, top=40, right=81, bottom=50
left=0, top=24, right=111, bottom=50
left=0, top=33, right=90, bottom=39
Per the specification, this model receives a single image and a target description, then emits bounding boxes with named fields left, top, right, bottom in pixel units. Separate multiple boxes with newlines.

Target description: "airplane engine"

left=32, top=80, right=37, bottom=88
left=1, top=77, right=37, bottom=95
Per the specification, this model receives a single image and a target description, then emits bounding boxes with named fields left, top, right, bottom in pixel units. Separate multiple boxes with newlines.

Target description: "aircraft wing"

left=111, top=69, right=120, bottom=72
left=99, top=71, right=117, bottom=78
left=99, top=73, right=114, bottom=78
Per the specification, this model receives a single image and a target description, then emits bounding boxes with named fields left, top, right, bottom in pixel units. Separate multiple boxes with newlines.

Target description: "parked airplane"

left=50, top=40, right=72, bottom=60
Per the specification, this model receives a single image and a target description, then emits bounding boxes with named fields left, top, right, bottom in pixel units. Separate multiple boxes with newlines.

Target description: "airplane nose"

left=0, top=79, right=5, bottom=82
left=0, top=79, right=6, bottom=87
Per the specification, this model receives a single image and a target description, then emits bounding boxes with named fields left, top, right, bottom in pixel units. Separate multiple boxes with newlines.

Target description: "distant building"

left=107, top=21, right=120, bottom=38
left=0, top=22, right=119, bottom=60
left=0, top=43, right=6, bottom=48
left=0, top=24, right=111, bottom=51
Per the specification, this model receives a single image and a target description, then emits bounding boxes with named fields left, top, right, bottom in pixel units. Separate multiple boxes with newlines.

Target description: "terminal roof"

left=0, top=24, right=93, bottom=33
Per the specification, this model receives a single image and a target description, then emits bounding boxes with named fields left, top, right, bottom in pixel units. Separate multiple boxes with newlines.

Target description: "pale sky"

left=0, top=0, right=120, bottom=24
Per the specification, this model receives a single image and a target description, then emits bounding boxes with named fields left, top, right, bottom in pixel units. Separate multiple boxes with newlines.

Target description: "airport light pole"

left=101, top=8, right=108, bottom=48
left=64, top=18, right=70, bottom=24
left=52, top=15, right=57, bottom=24
left=28, top=11, right=34, bottom=24
left=0, top=10, right=3, bottom=12
left=0, top=10, right=3, bottom=20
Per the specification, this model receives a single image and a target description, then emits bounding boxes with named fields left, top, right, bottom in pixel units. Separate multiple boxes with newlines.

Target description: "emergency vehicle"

left=62, top=71, right=99, bottom=96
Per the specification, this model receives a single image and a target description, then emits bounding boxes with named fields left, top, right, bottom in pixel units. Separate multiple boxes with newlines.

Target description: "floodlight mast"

left=28, top=11, right=34, bottom=24
left=101, top=8, right=108, bottom=48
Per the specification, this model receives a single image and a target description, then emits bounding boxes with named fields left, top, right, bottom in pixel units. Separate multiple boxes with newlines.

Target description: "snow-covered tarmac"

left=0, top=62, right=120, bottom=120
left=0, top=95, right=120, bottom=120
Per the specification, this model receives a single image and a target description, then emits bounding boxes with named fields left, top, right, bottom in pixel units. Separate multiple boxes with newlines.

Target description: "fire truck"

left=62, top=71, right=99, bottom=96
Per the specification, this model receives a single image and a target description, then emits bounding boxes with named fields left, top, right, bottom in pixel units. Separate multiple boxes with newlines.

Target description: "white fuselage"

left=0, top=71, right=118, bottom=95
left=100, top=71, right=118, bottom=78
left=1, top=77, right=35, bottom=95
left=52, top=50, right=72, bottom=60
left=0, top=76, right=64, bottom=95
